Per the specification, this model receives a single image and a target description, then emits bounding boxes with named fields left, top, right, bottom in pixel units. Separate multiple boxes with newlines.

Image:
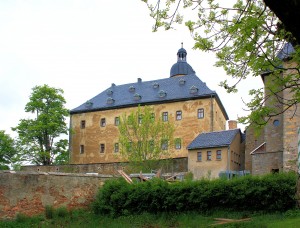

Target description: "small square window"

left=197, top=152, right=202, bottom=162
left=176, top=111, right=182, bottom=120
left=80, top=120, right=86, bottom=129
left=162, top=112, right=168, bottom=122
left=216, top=150, right=222, bottom=160
left=175, top=138, right=181, bottom=149
left=100, top=118, right=106, bottom=127
left=100, top=144, right=105, bottom=153
left=207, top=151, right=212, bottom=161
left=197, top=108, right=204, bottom=119
left=114, top=143, right=119, bottom=153
left=80, top=145, right=84, bottom=154
left=115, top=117, right=120, bottom=126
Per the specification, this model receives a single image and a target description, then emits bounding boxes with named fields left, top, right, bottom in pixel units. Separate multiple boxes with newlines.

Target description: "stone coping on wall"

left=0, top=170, right=113, bottom=178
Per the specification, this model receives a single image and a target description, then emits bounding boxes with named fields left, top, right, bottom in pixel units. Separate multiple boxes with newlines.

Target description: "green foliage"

left=55, top=206, right=68, bottom=218
left=12, top=85, right=69, bottom=165
left=118, top=106, right=174, bottom=171
left=142, top=0, right=300, bottom=129
left=0, top=130, right=18, bottom=168
left=93, top=172, right=297, bottom=216
left=45, top=205, right=54, bottom=219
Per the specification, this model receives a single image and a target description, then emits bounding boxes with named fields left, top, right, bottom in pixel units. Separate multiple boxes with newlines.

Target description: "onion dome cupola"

left=170, top=43, right=195, bottom=77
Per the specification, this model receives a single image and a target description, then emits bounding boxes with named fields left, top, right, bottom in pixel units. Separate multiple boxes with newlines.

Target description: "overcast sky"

left=0, top=0, right=262, bottom=137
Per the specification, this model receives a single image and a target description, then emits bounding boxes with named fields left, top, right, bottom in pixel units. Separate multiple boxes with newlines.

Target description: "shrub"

left=55, top=206, right=68, bottom=218
left=45, top=205, right=54, bottom=219
left=93, top=172, right=297, bottom=216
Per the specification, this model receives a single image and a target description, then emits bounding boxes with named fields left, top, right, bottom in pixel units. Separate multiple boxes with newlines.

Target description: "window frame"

left=176, top=110, right=182, bottom=120
left=100, top=118, right=106, bottom=127
left=175, top=138, right=181, bottom=150
left=161, top=139, right=168, bottom=150
left=80, top=120, right=86, bottom=129
left=114, top=143, right=119, bottom=153
left=197, top=151, right=202, bottom=162
left=197, top=108, right=204, bottom=119
left=162, top=112, right=168, bottom=122
left=207, top=151, right=212, bottom=161
left=114, top=117, right=120, bottom=126
left=80, top=145, right=84, bottom=154
left=100, top=143, right=105, bottom=153
left=216, top=150, right=222, bottom=160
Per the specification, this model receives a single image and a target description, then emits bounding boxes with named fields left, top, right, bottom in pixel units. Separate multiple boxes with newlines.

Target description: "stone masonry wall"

left=0, top=171, right=111, bottom=219
left=21, top=157, right=188, bottom=174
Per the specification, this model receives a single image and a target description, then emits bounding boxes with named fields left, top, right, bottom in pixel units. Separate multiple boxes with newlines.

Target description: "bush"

left=45, top=205, right=54, bottom=219
left=93, top=172, right=297, bottom=216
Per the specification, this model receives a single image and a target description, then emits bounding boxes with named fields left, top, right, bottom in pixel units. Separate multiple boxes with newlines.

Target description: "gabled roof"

left=187, top=129, right=241, bottom=150
left=70, top=74, right=229, bottom=120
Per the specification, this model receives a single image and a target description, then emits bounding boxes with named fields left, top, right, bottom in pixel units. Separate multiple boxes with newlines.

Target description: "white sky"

left=0, top=0, right=262, bottom=137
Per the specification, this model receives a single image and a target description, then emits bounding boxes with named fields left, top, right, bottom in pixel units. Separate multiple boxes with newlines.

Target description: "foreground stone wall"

left=0, top=171, right=111, bottom=219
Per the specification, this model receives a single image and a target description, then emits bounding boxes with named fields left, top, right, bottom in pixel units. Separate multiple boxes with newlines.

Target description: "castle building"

left=69, top=47, right=230, bottom=166
left=245, top=43, right=300, bottom=174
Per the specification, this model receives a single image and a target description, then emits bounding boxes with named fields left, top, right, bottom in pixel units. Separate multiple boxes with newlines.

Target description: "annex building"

left=69, top=46, right=245, bottom=178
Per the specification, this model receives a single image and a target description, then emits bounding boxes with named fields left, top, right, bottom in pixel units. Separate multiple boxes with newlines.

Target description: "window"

left=114, top=143, right=119, bottom=153
left=207, top=151, right=212, bottom=161
left=175, top=138, right=181, bottom=149
left=100, top=118, right=106, bottom=127
left=138, top=114, right=143, bottom=124
left=162, top=112, right=168, bottom=122
left=197, top=108, right=204, bottom=119
left=197, top=152, right=202, bottom=162
left=216, top=150, right=222, bottom=160
left=80, top=120, right=86, bottom=129
left=150, top=113, right=155, bottom=121
left=127, top=142, right=132, bottom=152
left=161, top=139, right=168, bottom=150
left=100, top=144, right=105, bottom=153
left=80, top=145, right=84, bottom=154
left=176, top=111, right=182, bottom=120
left=115, top=117, right=120, bottom=126
left=148, top=140, right=154, bottom=151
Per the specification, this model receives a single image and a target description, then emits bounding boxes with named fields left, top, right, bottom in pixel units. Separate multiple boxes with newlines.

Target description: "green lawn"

left=1, top=209, right=300, bottom=228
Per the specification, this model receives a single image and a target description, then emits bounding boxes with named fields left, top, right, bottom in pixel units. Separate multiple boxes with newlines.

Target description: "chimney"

left=111, top=83, right=116, bottom=87
left=228, top=120, right=238, bottom=129
left=137, top=78, right=142, bottom=83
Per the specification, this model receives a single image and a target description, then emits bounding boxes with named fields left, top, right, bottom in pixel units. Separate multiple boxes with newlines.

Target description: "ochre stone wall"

left=188, top=146, right=228, bottom=179
left=70, top=98, right=227, bottom=164
left=0, top=171, right=110, bottom=219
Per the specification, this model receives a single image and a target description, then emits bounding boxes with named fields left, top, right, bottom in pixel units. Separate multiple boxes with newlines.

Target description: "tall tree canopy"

left=118, top=106, right=174, bottom=171
left=141, top=0, right=300, bottom=127
left=13, top=85, right=69, bottom=165
left=0, top=130, right=17, bottom=170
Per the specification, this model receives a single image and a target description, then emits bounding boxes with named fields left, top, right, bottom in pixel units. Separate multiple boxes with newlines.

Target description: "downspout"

left=226, top=145, right=231, bottom=179
left=210, top=95, right=214, bottom=132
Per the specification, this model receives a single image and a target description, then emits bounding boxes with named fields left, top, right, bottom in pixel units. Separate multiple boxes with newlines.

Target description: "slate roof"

left=70, top=74, right=229, bottom=120
left=187, top=129, right=241, bottom=150
left=277, top=42, right=295, bottom=60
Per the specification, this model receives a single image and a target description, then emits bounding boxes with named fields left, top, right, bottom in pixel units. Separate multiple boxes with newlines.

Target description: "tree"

left=0, top=130, right=17, bottom=170
left=141, top=0, right=300, bottom=128
left=118, top=106, right=174, bottom=171
left=12, top=85, right=69, bottom=165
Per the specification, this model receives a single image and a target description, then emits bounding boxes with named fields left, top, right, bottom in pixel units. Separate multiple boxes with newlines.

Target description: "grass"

left=1, top=208, right=300, bottom=227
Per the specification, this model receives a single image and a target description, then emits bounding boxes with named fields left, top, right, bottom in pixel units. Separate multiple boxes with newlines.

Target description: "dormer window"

left=85, top=100, right=93, bottom=108
left=134, top=93, right=141, bottom=101
left=129, top=86, right=135, bottom=92
left=106, top=89, right=113, bottom=95
left=179, top=78, right=185, bottom=85
left=153, top=82, right=159, bottom=89
left=106, top=97, right=115, bottom=104
left=158, top=90, right=167, bottom=98
left=190, top=85, right=198, bottom=94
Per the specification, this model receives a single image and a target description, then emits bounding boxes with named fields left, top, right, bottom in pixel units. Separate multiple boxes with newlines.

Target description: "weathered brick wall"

left=0, top=171, right=111, bottom=219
